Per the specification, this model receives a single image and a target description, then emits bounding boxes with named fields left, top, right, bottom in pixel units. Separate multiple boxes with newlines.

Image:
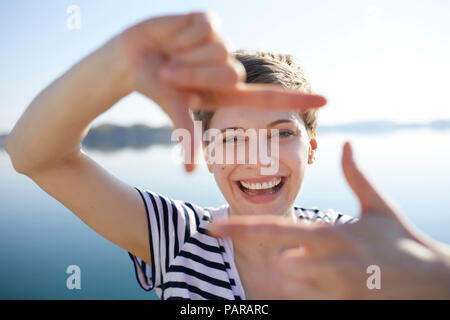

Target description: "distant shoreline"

left=1, top=120, right=449, bottom=151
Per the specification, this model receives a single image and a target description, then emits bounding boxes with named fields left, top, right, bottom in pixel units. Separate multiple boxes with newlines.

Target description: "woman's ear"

left=308, top=134, right=318, bottom=164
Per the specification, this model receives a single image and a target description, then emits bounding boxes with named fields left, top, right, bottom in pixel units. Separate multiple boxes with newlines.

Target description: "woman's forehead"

left=209, top=108, right=305, bottom=130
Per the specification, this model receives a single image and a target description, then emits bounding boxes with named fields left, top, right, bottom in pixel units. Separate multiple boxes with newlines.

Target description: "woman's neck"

left=227, top=205, right=297, bottom=260
left=228, top=205, right=296, bottom=222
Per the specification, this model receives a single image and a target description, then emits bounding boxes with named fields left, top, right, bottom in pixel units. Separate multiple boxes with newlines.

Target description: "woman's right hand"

left=210, top=142, right=450, bottom=299
left=114, top=12, right=327, bottom=171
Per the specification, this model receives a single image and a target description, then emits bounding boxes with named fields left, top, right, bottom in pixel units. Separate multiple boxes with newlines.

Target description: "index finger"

left=199, top=83, right=327, bottom=112
left=208, top=215, right=336, bottom=255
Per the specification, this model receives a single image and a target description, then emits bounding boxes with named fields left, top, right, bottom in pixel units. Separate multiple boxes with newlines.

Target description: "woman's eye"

left=223, top=135, right=245, bottom=143
left=272, top=129, right=294, bottom=138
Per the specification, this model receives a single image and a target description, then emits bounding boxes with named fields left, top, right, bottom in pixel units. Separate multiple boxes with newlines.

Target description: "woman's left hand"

left=209, top=142, right=450, bottom=299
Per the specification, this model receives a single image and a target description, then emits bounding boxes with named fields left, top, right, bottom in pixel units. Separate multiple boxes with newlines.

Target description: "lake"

left=1, top=129, right=449, bottom=299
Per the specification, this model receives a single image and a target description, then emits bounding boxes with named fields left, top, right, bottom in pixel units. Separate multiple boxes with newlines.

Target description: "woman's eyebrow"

left=267, top=119, right=297, bottom=127
left=219, top=120, right=297, bottom=132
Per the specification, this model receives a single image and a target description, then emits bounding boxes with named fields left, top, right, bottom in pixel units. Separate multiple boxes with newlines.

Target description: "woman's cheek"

left=212, top=164, right=235, bottom=198
left=281, top=140, right=308, bottom=194
left=281, top=139, right=308, bottom=172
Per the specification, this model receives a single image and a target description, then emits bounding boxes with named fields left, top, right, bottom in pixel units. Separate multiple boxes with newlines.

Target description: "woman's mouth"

left=236, top=176, right=286, bottom=203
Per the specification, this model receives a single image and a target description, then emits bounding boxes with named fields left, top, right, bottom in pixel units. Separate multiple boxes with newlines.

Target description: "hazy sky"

left=1, top=0, right=449, bottom=132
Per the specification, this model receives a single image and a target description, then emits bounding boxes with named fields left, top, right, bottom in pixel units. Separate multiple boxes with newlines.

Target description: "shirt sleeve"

left=127, top=187, right=206, bottom=292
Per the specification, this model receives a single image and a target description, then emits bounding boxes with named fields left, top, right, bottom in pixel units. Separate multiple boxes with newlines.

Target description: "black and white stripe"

left=128, top=187, right=355, bottom=300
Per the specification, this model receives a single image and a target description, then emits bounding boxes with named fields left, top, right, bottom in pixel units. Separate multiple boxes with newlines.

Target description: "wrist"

left=97, top=34, right=135, bottom=97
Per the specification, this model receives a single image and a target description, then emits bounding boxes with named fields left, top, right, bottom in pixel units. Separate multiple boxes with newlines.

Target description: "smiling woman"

left=126, top=48, right=353, bottom=299
left=193, top=50, right=321, bottom=218
left=3, top=11, right=335, bottom=300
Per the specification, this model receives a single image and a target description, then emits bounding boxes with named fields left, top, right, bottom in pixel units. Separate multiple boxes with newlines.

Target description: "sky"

left=1, top=0, right=450, bottom=132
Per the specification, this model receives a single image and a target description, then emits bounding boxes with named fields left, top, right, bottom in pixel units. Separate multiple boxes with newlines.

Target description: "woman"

left=4, top=12, right=350, bottom=299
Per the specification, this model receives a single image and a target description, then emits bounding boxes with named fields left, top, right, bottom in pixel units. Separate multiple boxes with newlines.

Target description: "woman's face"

left=206, top=108, right=317, bottom=217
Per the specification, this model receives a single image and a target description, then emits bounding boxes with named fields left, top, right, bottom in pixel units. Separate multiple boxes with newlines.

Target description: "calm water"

left=1, top=129, right=449, bottom=299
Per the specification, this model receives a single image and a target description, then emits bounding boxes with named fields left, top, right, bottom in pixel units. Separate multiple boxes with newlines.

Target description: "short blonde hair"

left=193, top=49, right=318, bottom=137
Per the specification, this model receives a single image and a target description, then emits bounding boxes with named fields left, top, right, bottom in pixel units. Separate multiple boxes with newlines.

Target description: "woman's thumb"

left=341, top=141, right=398, bottom=217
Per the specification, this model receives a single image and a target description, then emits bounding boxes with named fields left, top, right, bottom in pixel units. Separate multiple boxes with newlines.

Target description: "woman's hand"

left=115, top=12, right=327, bottom=171
left=209, top=142, right=450, bottom=299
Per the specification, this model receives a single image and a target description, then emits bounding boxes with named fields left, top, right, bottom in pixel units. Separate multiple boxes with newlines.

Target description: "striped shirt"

left=128, top=187, right=356, bottom=300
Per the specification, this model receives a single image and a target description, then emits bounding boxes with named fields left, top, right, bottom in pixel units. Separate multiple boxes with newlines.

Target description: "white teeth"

left=239, top=178, right=282, bottom=190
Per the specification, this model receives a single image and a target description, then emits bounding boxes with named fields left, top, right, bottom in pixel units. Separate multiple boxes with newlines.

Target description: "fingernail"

left=185, top=163, right=196, bottom=172
left=315, top=95, right=327, bottom=107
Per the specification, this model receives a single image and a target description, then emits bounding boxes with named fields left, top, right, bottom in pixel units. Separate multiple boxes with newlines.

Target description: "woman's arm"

left=3, top=12, right=248, bottom=264
left=3, top=35, right=153, bottom=261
